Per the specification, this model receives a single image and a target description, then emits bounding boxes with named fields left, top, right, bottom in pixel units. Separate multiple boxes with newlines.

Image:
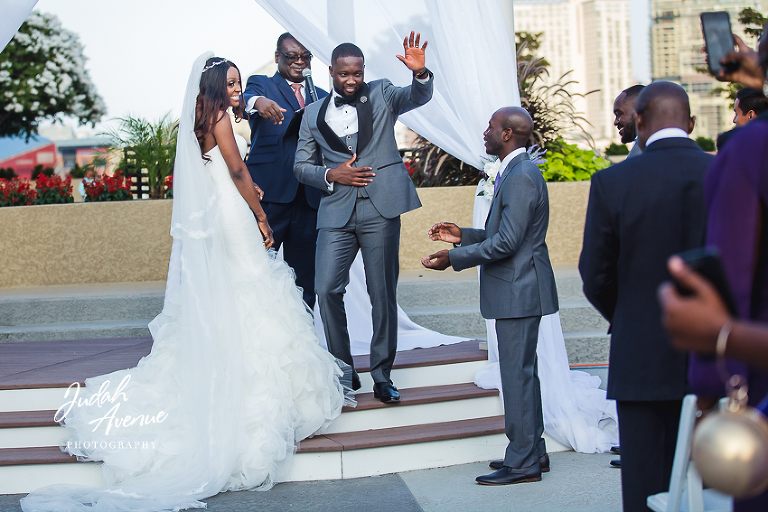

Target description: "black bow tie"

left=334, top=95, right=356, bottom=108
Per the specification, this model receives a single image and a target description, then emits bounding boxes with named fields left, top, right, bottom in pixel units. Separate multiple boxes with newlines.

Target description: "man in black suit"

left=579, top=82, right=711, bottom=512
left=243, top=33, right=328, bottom=308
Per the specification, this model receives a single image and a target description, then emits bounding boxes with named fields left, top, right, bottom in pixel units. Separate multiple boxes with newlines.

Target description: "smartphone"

left=673, top=247, right=738, bottom=316
left=701, top=12, right=738, bottom=75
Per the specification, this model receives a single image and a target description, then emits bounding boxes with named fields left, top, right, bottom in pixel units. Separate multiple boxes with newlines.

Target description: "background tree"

left=0, top=11, right=105, bottom=139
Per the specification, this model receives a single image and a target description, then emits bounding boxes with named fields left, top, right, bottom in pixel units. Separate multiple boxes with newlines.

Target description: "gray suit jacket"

left=450, top=153, right=558, bottom=319
left=294, top=76, right=433, bottom=229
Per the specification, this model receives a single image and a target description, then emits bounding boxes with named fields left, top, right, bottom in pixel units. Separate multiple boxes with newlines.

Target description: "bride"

left=21, top=52, right=351, bottom=512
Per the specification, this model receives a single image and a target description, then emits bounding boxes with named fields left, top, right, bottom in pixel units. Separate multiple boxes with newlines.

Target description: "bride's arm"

left=212, top=112, right=274, bottom=248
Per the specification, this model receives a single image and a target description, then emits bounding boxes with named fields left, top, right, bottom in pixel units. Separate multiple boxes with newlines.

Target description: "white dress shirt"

left=245, top=79, right=306, bottom=114
left=325, top=89, right=358, bottom=137
left=645, top=127, right=688, bottom=148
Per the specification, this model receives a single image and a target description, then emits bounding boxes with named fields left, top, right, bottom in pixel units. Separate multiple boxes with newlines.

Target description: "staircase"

left=0, top=265, right=607, bottom=495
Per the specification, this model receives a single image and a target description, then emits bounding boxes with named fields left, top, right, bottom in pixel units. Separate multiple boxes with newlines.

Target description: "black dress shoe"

left=373, top=382, right=400, bottom=403
left=352, top=372, right=361, bottom=391
left=610, top=459, right=621, bottom=468
left=610, top=445, right=620, bottom=455
left=489, top=453, right=550, bottom=472
left=476, top=462, right=542, bottom=485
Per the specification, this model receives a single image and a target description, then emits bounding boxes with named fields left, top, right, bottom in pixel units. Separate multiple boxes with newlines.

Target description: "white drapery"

left=0, top=0, right=38, bottom=53
left=252, top=0, right=520, bottom=168
left=255, top=0, right=618, bottom=454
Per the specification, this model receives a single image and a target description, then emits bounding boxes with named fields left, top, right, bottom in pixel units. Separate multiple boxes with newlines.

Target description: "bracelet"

left=415, top=68, right=429, bottom=79
left=716, top=321, right=733, bottom=358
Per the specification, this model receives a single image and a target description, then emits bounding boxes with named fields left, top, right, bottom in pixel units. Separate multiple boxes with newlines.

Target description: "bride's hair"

left=194, top=57, right=246, bottom=155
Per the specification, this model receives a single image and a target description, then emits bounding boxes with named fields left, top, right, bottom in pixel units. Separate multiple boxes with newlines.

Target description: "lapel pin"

left=360, top=96, right=368, bottom=103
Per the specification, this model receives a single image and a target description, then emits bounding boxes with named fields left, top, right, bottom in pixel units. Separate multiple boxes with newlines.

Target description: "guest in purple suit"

left=684, top=27, right=768, bottom=512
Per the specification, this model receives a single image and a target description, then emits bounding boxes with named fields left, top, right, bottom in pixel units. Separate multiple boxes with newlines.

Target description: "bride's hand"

left=257, top=216, right=274, bottom=249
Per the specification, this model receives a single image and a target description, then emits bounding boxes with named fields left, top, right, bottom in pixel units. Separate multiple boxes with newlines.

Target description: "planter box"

left=0, top=182, right=590, bottom=288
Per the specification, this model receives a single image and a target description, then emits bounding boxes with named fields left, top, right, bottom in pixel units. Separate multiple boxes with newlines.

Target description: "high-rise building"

left=651, top=0, right=768, bottom=140
left=512, top=0, right=634, bottom=146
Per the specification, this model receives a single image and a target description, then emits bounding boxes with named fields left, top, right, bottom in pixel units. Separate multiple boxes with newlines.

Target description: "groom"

left=294, top=33, right=433, bottom=403
left=422, top=107, right=558, bottom=484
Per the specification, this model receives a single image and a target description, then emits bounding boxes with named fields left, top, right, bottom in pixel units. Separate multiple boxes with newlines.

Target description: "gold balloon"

left=692, top=408, right=768, bottom=498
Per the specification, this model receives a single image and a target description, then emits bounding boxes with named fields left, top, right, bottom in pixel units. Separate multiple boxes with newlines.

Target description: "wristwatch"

left=415, top=68, right=431, bottom=79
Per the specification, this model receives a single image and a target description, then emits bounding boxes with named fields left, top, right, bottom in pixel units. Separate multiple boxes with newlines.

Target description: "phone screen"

left=701, top=12, right=735, bottom=75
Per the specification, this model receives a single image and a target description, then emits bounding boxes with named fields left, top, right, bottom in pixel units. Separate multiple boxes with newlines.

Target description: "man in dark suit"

left=243, top=33, right=328, bottom=308
left=613, top=85, right=645, bottom=159
left=423, top=107, right=558, bottom=485
left=294, top=34, right=432, bottom=403
left=579, top=82, right=711, bottom=512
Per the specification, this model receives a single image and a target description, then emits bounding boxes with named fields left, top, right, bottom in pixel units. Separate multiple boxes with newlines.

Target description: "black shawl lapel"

left=317, top=94, right=352, bottom=154
left=272, top=72, right=301, bottom=111
left=355, top=83, right=373, bottom=154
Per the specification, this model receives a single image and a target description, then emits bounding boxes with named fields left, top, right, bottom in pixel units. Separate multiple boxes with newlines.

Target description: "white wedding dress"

left=21, top=53, right=349, bottom=512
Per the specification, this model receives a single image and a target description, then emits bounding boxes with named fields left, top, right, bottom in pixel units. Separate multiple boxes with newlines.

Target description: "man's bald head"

left=635, top=82, right=694, bottom=149
left=484, top=107, right=533, bottom=158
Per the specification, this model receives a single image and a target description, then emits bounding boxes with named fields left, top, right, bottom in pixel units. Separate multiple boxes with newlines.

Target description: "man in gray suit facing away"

left=294, top=32, right=433, bottom=403
left=422, top=107, right=558, bottom=485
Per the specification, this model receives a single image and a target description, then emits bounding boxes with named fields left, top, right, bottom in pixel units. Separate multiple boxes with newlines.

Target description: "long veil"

left=21, top=52, right=248, bottom=512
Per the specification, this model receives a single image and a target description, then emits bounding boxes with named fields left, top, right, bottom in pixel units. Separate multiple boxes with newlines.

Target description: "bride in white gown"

left=21, top=53, right=351, bottom=512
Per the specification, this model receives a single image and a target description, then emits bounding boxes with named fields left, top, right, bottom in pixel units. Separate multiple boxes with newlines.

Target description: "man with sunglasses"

left=244, top=33, right=328, bottom=309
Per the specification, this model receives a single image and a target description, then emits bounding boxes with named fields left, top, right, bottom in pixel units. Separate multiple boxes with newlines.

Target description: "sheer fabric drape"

left=0, top=0, right=37, bottom=53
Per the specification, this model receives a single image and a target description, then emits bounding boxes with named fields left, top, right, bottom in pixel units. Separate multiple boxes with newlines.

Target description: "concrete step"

left=0, top=320, right=151, bottom=343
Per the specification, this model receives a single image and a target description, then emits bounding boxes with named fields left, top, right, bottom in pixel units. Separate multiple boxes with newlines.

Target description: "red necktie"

left=291, top=84, right=305, bottom=108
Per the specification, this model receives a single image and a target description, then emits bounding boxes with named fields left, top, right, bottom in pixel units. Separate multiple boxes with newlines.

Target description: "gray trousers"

left=315, top=196, right=400, bottom=384
left=496, top=316, right=546, bottom=468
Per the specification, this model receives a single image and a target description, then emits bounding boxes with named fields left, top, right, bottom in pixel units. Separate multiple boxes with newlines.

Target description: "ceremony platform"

left=0, top=337, right=575, bottom=495
left=0, top=266, right=607, bottom=495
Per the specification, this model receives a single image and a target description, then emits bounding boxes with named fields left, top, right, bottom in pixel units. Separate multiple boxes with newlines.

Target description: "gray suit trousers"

left=315, top=196, right=400, bottom=384
left=496, top=316, right=546, bottom=468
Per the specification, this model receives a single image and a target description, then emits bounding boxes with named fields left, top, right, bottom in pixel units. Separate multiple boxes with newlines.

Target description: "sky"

left=29, top=0, right=651, bottom=134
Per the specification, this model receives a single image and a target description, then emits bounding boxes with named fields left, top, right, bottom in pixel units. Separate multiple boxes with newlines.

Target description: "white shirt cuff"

left=324, top=169, right=334, bottom=192
left=245, top=95, right=261, bottom=115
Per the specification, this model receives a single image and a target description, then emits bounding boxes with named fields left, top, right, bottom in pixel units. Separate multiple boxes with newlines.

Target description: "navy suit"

left=244, top=72, right=328, bottom=308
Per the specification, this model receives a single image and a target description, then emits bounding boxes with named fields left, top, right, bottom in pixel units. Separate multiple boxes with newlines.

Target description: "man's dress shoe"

left=476, top=462, right=542, bottom=485
left=489, top=453, right=550, bottom=472
left=610, top=459, right=621, bottom=468
left=373, top=382, right=400, bottom=403
left=352, top=372, right=361, bottom=391
left=610, top=446, right=620, bottom=455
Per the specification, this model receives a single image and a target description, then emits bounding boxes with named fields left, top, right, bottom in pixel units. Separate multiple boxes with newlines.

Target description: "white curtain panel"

left=252, top=0, right=520, bottom=168
left=0, top=0, right=38, bottom=53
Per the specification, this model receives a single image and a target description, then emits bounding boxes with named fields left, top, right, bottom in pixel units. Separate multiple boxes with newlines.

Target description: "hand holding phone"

left=671, top=247, right=737, bottom=316
left=701, top=12, right=739, bottom=75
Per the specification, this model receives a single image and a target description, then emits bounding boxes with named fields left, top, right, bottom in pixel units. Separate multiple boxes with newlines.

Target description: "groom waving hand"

left=294, top=32, right=433, bottom=403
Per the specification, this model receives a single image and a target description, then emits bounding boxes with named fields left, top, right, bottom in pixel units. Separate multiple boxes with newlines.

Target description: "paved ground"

left=0, top=451, right=622, bottom=512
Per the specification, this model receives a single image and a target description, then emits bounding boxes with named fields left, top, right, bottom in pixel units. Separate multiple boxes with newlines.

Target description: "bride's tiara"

left=203, top=59, right=229, bottom=72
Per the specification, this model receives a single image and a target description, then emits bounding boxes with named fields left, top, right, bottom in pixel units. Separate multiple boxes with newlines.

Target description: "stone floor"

left=0, top=452, right=622, bottom=512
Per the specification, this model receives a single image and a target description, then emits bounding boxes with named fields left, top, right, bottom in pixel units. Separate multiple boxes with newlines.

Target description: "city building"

left=512, top=0, right=634, bottom=148
left=651, top=0, right=768, bottom=140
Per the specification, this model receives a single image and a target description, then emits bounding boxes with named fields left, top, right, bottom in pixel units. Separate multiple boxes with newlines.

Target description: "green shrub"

left=605, top=142, right=629, bottom=156
left=69, top=163, right=86, bottom=178
left=695, top=136, right=716, bottom=152
left=539, top=140, right=610, bottom=182
left=30, top=164, right=54, bottom=180
left=0, top=167, right=17, bottom=179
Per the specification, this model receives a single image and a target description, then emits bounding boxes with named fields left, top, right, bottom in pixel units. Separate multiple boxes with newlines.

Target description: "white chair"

left=647, top=394, right=734, bottom=512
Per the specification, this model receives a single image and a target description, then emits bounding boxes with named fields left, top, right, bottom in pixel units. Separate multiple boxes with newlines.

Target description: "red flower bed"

left=34, top=174, right=74, bottom=205
left=164, top=174, right=173, bottom=199
left=0, top=178, right=37, bottom=207
left=84, top=171, right=134, bottom=202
